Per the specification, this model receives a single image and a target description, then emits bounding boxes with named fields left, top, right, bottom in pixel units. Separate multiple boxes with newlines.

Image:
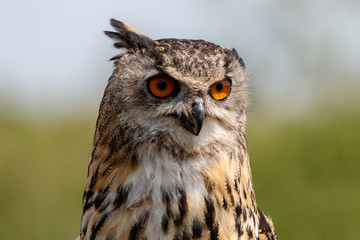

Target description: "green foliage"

left=0, top=109, right=359, bottom=239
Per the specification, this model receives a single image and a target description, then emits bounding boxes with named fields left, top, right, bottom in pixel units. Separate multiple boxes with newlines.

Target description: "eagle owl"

left=79, top=19, right=277, bottom=240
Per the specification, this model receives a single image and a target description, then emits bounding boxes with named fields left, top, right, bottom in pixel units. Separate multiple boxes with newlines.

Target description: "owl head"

left=100, top=19, right=247, bottom=149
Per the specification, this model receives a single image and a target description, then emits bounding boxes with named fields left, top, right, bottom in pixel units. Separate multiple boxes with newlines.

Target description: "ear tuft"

left=104, top=18, right=155, bottom=51
left=224, top=48, right=245, bottom=69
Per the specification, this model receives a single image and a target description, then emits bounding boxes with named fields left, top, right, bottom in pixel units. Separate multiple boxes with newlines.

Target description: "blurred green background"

left=1, top=0, right=359, bottom=239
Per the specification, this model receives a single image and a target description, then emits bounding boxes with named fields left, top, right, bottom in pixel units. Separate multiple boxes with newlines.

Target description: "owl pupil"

left=216, top=83, right=223, bottom=91
left=157, top=80, right=167, bottom=90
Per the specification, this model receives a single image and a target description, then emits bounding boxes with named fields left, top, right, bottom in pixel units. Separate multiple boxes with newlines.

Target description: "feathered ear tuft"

left=224, top=48, right=245, bottom=69
left=104, top=19, right=155, bottom=51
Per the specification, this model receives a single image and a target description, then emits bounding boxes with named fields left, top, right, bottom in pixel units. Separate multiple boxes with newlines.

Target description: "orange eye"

left=148, top=76, right=176, bottom=98
left=209, top=78, right=231, bottom=100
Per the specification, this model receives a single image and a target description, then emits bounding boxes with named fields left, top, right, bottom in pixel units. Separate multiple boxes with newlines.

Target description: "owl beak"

left=179, top=102, right=205, bottom=136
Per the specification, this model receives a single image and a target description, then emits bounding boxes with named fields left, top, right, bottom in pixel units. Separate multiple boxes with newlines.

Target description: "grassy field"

left=247, top=108, right=360, bottom=239
left=0, top=108, right=359, bottom=239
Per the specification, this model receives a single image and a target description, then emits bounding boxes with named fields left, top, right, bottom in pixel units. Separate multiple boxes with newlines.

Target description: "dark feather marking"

left=83, top=186, right=110, bottom=214
left=83, top=200, right=93, bottom=214
left=235, top=205, right=243, bottom=236
left=130, top=153, right=138, bottom=166
left=173, top=188, right=188, bottom=226
left=210, top=223, right=219, bottom=240
left=249, top=209, right=256, bottom=226
left=90, top=212, right=110, bottom=240
left=82, top=215, right=90, bottom=235
left=223, top=196, right=228, bottom=210
left=225, top=177, right=235, bottom=206
left=192, top=219, right=202, bottom=238
left=247, top=226, right=253, bottom=238
left=84, top=190, right=94, bottom=203
left=250, top=191, right=256, bottom=209
left=128, top=212, right=150, bottom=240
left=87, top=158, right=92, bottom=177
left=243, top=189, right=247, bottom=199
left=114, top=186, right=130, bottom=210
left=161, top=215, right=169, bottom=234
left=162, top=190, right=173, bottom=217
left=174, top=188, right=188, bottom=226
left=183, top=231, right=191, bottom=240
left=89, top=163, right=101, bottom=189
left=94, top=185, right=110, bottom=209
left=173, top=215, right=182, bottom=227
left=258, top=208, right=276, bottom=238
left=235, top=205, right=242, bottom=216
left=83, top=190, right=95, bottom=214
left=98, top=201, right=110, bottom=213
left=243, top=208, right=247, bottom=221
left=236, top=221, right=243, bottom=237
left=234, top=180, right=239, bottom=193
left=204, top=196, right=215, bottom=229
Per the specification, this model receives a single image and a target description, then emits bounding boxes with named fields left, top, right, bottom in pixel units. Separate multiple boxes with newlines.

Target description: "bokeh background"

left=1, top=0, right=359, bottom=239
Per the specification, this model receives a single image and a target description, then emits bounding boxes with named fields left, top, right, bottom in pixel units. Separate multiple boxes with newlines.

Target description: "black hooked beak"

left=179, top=102, right=205, bottom=136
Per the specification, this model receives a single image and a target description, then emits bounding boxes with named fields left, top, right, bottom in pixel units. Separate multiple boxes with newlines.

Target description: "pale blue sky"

left=1, top=0, right=359, bottom=114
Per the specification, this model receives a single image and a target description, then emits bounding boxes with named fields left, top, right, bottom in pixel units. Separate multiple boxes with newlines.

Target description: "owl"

left=79, top=19, right=277, bottom=240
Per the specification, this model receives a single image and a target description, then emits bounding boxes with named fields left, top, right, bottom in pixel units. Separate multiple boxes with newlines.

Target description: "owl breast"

left=81, top=134, right=259, bottom=240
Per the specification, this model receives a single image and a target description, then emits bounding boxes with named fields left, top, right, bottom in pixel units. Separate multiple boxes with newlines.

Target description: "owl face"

left=103, top=20, right=247, bottom=148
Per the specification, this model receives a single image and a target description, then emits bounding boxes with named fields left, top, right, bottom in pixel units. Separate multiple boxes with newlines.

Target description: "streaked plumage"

left=79, top=19, right=277, bottom=240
